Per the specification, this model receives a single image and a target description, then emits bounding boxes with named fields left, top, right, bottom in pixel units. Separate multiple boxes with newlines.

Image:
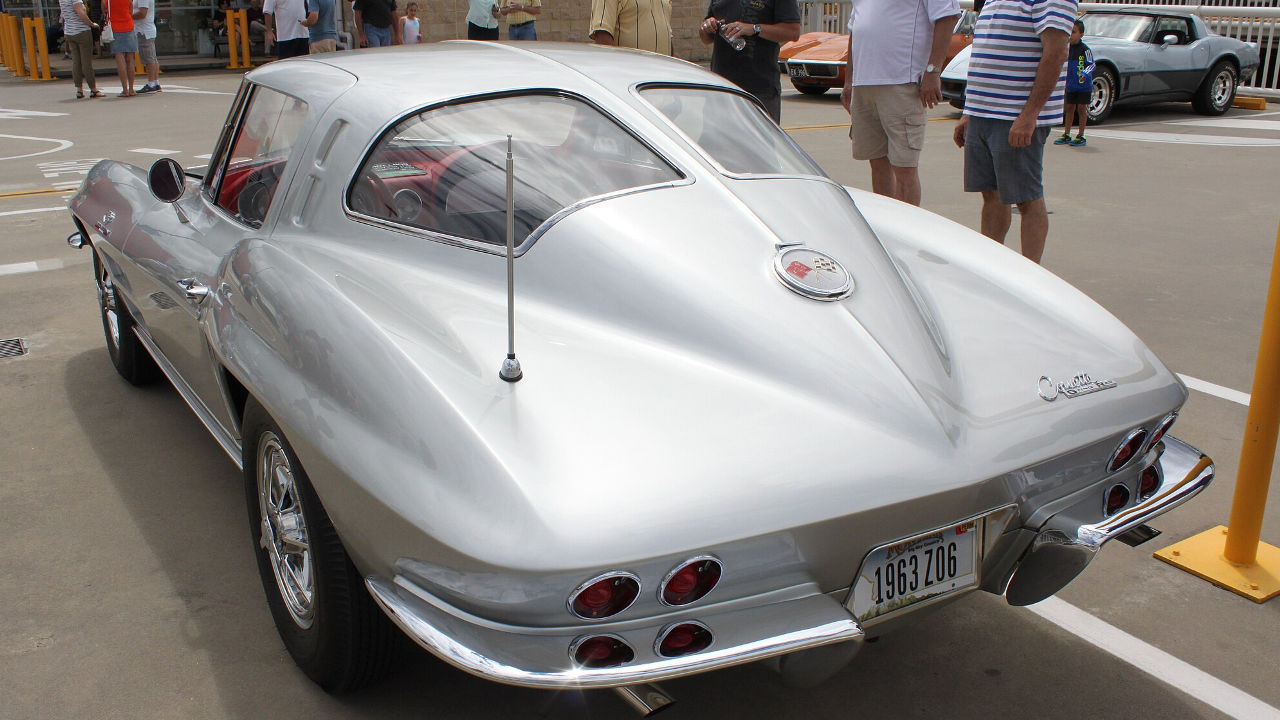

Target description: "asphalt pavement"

left=2, top=67, right=1279, bottom=720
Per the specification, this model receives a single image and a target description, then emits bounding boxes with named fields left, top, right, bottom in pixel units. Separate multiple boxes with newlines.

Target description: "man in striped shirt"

left=590, top=0, right=673, bottom=55
left=952, top=0, right=1075, bottom=264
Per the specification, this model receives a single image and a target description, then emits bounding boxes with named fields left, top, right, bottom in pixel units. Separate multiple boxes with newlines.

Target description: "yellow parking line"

left=0, top=188, right=74, bottom=200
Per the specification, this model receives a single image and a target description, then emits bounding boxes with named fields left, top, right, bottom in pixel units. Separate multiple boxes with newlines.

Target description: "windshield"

left=1085, top=14, right=1154, bottom=42
left=349, top=93, right=681, bottom=245
left=640, top=86, right=824, bottom=177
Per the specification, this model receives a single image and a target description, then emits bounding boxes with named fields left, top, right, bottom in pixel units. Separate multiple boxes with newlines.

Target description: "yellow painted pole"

left=20, top=17, right=35, bottom=78
left=1226, top=222, right=1280, bottom=564
left=1155, top=220, right=1280, bottom=602
left=31, top=16, right=52, bottom=81
left=238, top=10, right=252, bottom=68
left=0, top=14, right=10, bottom=69
left=226, top=9, right=241, bottom=69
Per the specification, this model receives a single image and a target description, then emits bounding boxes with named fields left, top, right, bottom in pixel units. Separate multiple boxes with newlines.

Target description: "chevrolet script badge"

left=774, top=247, right=853, bottom=301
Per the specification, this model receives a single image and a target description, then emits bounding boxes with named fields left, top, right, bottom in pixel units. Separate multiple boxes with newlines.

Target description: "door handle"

left=177, top=277, right=210, bottom=302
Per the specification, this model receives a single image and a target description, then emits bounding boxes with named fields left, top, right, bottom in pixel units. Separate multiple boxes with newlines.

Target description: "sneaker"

left=1054, top=133, right=1072, bottom=145
left=1070, top=135, right=1087, bottom=146
left=137, top=83, right=160, bottom=94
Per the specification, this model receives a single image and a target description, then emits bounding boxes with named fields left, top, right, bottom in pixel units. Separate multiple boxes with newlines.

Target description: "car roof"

left=246, top=41, right=735, bottom=113
left=1084, top=7, right=1196, bottom=19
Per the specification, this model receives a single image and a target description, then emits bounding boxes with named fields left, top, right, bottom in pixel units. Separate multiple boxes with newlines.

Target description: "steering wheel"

left=236, top=166, right=281, bottom=226
left=349, top=171, right=397, bottom=218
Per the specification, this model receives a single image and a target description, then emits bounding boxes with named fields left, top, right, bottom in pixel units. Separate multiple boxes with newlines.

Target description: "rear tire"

left=1088, top=67, right=1117, bottom=124
left=243, top=399, right=401, bottom=693
left=93, top=251, right=159, bottom=386
left=1192, top=60, right=1237, bottom=116
left=793, top=83, right=829, bottom=96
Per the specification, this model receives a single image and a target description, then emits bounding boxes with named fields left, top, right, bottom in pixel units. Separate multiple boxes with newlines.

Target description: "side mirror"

left=148, top=158, right=186, bottom=203
left=1161, top=34, right=1179, bottom=46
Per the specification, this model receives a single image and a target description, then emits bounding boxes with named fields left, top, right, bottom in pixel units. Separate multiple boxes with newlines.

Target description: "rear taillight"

left=660, top=557, right=722, bottom=606
left=655, top=622, right=713, bottom=658
left=1138, top=466, right=1160, bottom=500
left=1107, top=428, right=1148, bottom=473
left=569, top=572, right=640, bottom=620
left=570, top=635, right=634, bottom=668
left=1105, top=483, right=1131, bottom=516
left=1145, top=413, right=1177, bottom=452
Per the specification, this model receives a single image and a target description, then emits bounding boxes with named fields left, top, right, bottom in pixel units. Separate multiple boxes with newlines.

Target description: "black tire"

left=1088, top=66, right=1117, bottom=125
left=93, top=251, right=159, bottom=386
left=793, top=83, right=829, bottom=96
left=1193, top=60, right=1237, bottom=116
left=243, top=399, right=401, bottom=693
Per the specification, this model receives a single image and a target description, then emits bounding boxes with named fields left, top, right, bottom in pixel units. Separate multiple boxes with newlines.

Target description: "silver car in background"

left=65, top=42, right=1213, bottom=712
left=942, top=8, right=1261, bottom=123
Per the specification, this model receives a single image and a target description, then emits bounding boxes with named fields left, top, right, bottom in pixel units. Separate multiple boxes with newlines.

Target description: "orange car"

left=782, top=10, right=976, bottom=96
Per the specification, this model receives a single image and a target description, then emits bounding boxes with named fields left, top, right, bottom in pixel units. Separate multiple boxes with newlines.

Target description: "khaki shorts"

left=850, top=83, right=926, bottom=168
left=309, top=38, right=337, bottom=54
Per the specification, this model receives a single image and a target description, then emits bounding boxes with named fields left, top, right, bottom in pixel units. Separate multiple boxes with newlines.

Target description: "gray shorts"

left=137, top=36, right=157, bottom=65
left=963, top=115, right=1051, bottom=205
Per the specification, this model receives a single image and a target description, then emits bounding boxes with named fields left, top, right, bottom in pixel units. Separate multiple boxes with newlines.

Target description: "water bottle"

left=718, top=22, right=746, bottom=51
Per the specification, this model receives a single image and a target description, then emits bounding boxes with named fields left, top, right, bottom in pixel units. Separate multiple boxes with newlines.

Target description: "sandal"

left=90, top=89, right=105, bottom=98
left=76, top=89, right=85, bottom=99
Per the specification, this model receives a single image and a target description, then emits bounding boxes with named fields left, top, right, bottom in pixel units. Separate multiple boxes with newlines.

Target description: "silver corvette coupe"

left=66, top=42, right=1213, bottom=711
left=942, top=8, right=1261, bottom=123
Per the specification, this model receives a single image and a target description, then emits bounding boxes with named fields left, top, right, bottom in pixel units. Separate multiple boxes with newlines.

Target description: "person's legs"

left=137, top=36, right=159, bottom=90
left=364, top=24, right=391, bottom=46
left=890, top=165, right=921, bottom=206
left=69, top=30, right=88, bottom=93
left=509, top=21, right=536, bottom=40
left=1016, top=198, right=1048, bottom=262
left=868, top=156, right=895, bottom=198
left=126, top=53, right=136, bottom=93
left=114, top=52, right=130, bottom=93
left=980, top=191, right=1011, bottom=243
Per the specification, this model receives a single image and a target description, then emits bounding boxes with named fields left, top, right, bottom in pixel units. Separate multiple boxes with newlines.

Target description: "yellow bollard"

left=225, top=9, right=252, bottom=70
left=11, top=14, right=29, bottom=76
left=1155, top=221, right=1280, bottom=603
left=237, top=9, right=252, bottom=68
left=30, top=16, right=53, bottom=81
left=0, top=14, right=10, bottom=70
left=21, top=16, right=36, bottom=78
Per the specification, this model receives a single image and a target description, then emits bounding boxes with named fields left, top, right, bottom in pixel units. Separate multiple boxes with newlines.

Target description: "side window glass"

left=210, top=86, right=309, bottom=228
left=348, top=93, right=681, bottom=245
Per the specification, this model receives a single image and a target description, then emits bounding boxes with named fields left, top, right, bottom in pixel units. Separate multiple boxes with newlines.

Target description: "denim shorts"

left=962, top=115, right=1051, bottom=205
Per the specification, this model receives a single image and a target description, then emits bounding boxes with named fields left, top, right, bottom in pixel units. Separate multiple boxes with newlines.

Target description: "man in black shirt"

left=698, top=0, right=801, bottom=123
left=354, top=0, right=399, bottom=46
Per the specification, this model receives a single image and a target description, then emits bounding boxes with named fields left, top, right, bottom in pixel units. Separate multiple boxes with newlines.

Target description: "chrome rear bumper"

left=1004, top=435, right=1213, bottom=606
left=366, top=575, right=862, bottom=689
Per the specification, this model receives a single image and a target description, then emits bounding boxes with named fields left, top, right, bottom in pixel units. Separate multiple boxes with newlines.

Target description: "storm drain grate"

left=0, top=338, right=29, bottom=359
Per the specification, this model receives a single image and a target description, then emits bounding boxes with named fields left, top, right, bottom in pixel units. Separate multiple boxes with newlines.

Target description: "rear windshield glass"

left=349, top=93, right=681, bottom=244
left=640, top=86, right=824, bottom=177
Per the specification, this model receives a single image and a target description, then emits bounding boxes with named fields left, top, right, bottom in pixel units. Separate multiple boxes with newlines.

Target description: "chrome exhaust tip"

left=613, top=683, right=676, bottom=717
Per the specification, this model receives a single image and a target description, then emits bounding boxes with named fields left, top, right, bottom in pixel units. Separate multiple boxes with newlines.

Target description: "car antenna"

left=499, top=134, right=523, bottom=383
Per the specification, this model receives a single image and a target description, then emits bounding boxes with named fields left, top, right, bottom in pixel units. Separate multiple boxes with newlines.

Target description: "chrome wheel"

left=1210, top=68, right=1235, bottom=111
left=1088, top=68, right=1115, bottom=124
left=96, top=263, right=121, bottom=351
left=257, top=431, right=315, bottom=629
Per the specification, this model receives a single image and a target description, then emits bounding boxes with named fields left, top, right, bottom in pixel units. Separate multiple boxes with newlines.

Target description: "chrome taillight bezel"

left=1104, top=482, right=1131, bottom=516
left=567, top=571, right=641, bottom=620
left=569, top=633, right=635, bottom=668
left=658, top=555, right=723, bottom=607
left=654, top=620, right=714, bottom=658
left=1107, top=427, right=1148, bottom=473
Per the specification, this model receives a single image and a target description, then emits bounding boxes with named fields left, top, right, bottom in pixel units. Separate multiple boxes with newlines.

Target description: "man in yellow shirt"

left=500, top=0, right=540, bottom=39
left=589, top=0, right=672, bottom=54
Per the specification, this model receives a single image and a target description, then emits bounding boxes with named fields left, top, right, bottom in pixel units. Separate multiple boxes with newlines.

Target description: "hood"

left=791, top=35, right=849, bottom=63
left=779, top=32, right=842, bottom=60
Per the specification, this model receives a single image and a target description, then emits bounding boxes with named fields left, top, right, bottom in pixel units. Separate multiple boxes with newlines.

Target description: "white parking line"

left=0, top=134, right=73, bottom=161
left=1179, top=374, right=1250, bottom=406
left=1170, top=118, right=1280, bottom=131
left=1084, top=129, right=1280, bottom=146
left=1029, top=597, right=1280, bottom=720
left=0, top=206, right=66, bottom=217
left=0, top=258, right=67, bottom=276
left=130, top=148, right=180, bottom=155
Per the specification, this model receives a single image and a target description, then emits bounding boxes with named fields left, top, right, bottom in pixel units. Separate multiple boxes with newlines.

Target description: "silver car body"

left=941, top=9, right=1261, bottom=121
left=68, top=42, right=1212, bottom=692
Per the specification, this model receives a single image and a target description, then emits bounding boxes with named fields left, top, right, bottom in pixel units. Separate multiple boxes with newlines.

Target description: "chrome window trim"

left=633, top=82, right=830, bottom=181
left=342, top=88, right=691, bottom=253
left=653, top=620, right=714, bottom=658
left=568, top=633, right=635, bottom=666
left=566, top=570, right=642, bottom=621
left=657, top=554, right=723, bottom=607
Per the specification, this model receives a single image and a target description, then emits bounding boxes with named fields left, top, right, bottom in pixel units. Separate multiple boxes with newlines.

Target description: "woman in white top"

left=60, top=0, right=102, bottom=97
left=400, top=2, right=421, bottom=42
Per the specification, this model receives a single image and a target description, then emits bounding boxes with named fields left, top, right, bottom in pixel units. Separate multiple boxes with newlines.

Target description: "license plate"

left=788, top=66, right=807, bottom=78
left=850, top=521, right=979, bottom=624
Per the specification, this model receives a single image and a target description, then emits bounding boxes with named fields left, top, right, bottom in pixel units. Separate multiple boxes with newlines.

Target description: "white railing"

left=799, top=0, right=1280, bottom=97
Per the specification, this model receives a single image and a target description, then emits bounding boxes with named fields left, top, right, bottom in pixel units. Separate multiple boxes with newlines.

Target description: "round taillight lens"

left=660, top=557, right=722, bottom=606
left=1108, top=428, right=1148, bottom=473
left=1105, top=483, right=1131, bottom=516
left=571, top=635, right=635, bottom=668
left=1146, top=412, right=1177, bottom=452
left=1138, top=466, right=1160, bottom=499
left=569, top=573, right=640, bottom=620
left=656, top=622, right=713, bottom=658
